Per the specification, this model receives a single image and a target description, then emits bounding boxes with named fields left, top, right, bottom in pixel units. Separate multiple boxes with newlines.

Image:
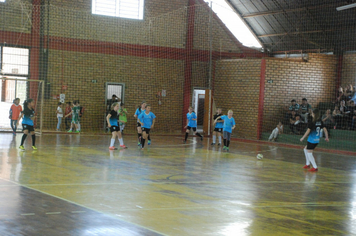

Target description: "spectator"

left=351, top=109, right=356, bottom=131
left=346, top=84, right=355, bottom=104
left=346, top=100, right=355, bottom=130
left=285, top=99, right=300, bottom=124
left=336, top=86, right=345, bottom=104
left=299, top=98, right=312, bottom=123
left=340, top=100, right=348, bottom=129
left=289, top=110, right=302, bottom=134
left=322, top=109, right=334, bottom=137
left=56, top=102, right=63, bottom=131
left=64, top=102, right=72, bottom=130
left=268, top=121, right=283, bottom=142
left=332, top=105, right=343, bottom=129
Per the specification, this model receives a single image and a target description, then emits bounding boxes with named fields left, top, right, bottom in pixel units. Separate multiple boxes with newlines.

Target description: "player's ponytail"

left=23, top=99, right=33, bottom=114
left=312, top=109, right=321, bottom=123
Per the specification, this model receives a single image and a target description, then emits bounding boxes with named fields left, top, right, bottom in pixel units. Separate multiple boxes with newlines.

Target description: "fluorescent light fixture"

left=336, top=3, right=356, bottom=11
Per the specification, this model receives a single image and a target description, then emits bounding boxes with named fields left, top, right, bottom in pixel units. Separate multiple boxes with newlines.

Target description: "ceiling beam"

left=242, top=3, right=341, bottom=18
left=258, top=29, right=335, bottom=38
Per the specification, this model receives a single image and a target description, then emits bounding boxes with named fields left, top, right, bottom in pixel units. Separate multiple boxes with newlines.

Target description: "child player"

left=216, top=110, right=236, bottom=151
left=138, top=104, right=156, bottom=149
left=300, top=109, right=329, bottom=172
left=118, top=103, right=128, bottom=134
left=18, top=99, right=37, bottom=150
left=211, top=108, right=223, bottom=145
left=9, top=98, right=22, bottom=135
left=107, top=102, right=127, bottom=150
left=184, top=106, right=203, bottom=144
left=65, top=100, right=80, bottom=133
left=134, top=102, right=146, bottom=145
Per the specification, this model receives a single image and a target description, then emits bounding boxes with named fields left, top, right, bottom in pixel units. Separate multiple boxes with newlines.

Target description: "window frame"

left=92, top=0, right=145, bottom=20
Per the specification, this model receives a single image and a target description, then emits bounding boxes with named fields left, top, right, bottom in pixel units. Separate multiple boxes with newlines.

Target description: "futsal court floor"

left=0, top=132, right=355, bottom=236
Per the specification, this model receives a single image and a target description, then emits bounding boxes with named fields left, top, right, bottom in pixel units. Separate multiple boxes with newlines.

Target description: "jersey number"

left=316, top=127, right=321, bottom=137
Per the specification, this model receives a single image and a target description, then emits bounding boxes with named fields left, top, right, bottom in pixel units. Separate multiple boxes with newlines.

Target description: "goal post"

left=0, top=77, right=45, bottom=135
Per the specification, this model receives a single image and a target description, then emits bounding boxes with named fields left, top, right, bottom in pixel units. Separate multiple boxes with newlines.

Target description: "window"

left=92, top=0, right=144, bottom=20
left=0, top=0, right=5, bottom=2
left=204, top=0, right=262, bottom=48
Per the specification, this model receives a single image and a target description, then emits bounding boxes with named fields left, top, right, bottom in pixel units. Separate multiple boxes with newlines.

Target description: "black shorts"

left=22, top=124, right=34, bottom=132
left=307, top=142, right=318, bottom=150
left=110, top=126, right=119, bottom=133
left=187, top=126, right=197, bottom=132
left=142, top=127, right=150, bottom=134
left=137, top=122, right=141, bottom=127
left=214, top=128, right=223, bottom=133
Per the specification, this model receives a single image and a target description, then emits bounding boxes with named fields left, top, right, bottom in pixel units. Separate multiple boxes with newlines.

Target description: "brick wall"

left=0, top=0, right=32, bottom=33
left=263, top=54, right=338, bottom=132
left=44, top=50, right=185, bottom=132
left=214, top=59, right=262, bottom=139
left=341, top=52, right=356, bottom=86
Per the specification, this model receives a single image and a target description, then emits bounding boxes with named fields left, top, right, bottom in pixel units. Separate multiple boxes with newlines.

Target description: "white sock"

left=213, top=135, right=216, bottom=143
left=304, top=149, right=310, bottom=165
left=110, top=139, right=115, bottom=147
left=77, top=123, right=81, bottom=130
left=307, top=152, right=318, bottom=169
left=218, top=136, right=222, bottom=144
left=119, top=138, right=124, bottom=146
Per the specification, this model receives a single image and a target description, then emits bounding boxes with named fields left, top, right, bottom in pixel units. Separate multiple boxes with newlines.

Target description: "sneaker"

left=211, top=143, right=215, bottom=145
left=19, top=145, right=25, bottom=150
left=223, top=146, right=227, bottom=151
left=183, top=140, right=186, bottom=144
left=68, top=130, right=72, bottom=133
left=218, top=143, right=221, bottom=146
left=137, top=141, right=141, bottom=146
left=32, top=146, right=37, bottom=150
left=109, top=146, right=117, bottom=150
left=13, top=132, right=16, bottom=136
left=120, top=145, right=127, bottom=149
left=226, top=147, right=229, bottom=151
left=75, top=130, right=80, bottom=133
left=309, top=168, right=318, bottom=172
left=303, top=165, right=310, bottom=169
left=148, top=140, right=151, bottom=145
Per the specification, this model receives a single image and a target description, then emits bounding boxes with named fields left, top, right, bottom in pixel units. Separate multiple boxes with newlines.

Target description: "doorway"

left=192, top=88, right=206, bottom=132
left=104, top=82, right=125, bottom=130
left=0, top=46, right=29, bottom=130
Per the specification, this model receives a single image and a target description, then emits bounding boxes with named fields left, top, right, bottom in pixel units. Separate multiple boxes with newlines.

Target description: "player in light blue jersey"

left=138, top=104, right=156, bottom=149
left=300, top=109, right=329, bottom=172
left=18, top=99, right=37, bottom=150
left=217, top=110, right=236, bottom=151
left=184, top=106, right=203, bottom=144
left=211, top=108, right=223, bottom=146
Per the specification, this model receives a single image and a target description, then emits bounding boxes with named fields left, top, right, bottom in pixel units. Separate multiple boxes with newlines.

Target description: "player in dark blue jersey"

left=134, top=102, right=146, bottom=145
left=211, top=108, right=223, bottom=145
left=138, top=104, right=156, bottom=149
left=184, top=106, right=203, bottom=144
left=300, top=109, right=329, bottom=172
left=18, top=99, right=37, bottom=150
left=107, top=102, right=127, bottom=150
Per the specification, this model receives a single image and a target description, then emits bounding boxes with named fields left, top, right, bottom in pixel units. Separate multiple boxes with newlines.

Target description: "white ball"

left=257, top=154, right=263, bottom=160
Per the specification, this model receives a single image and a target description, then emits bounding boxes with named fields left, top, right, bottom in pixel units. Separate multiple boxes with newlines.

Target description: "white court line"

left=0, top=176, right=167, bottom=236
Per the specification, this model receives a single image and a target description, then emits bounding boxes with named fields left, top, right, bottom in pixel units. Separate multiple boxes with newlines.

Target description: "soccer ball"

left=257, top=154, right=263, bottom=160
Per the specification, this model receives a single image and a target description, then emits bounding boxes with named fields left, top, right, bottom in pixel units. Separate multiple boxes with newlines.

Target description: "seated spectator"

left=345, top=84, right=355, bottom=103
left=346, top=100, right=355, bottom=130
left=351, top=109, right=356, bottom=131
left=332, top=105, right=343, bottom=129
left=340, top=100, right=348, bottom=129
left=289, top=110, right=302, bottom=134
left=336, top=86, right=345, bottom=104
left=285, top=99, right=300, bottom=124
left=268, top=121, right=283, bottom=142
left=299, top=98, right=312, bottom=123
left=322, top=109, right=334, bottom=137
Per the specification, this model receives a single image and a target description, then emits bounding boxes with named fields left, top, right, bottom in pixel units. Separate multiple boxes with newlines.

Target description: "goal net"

left=1, top=0, right=355, bottom=152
